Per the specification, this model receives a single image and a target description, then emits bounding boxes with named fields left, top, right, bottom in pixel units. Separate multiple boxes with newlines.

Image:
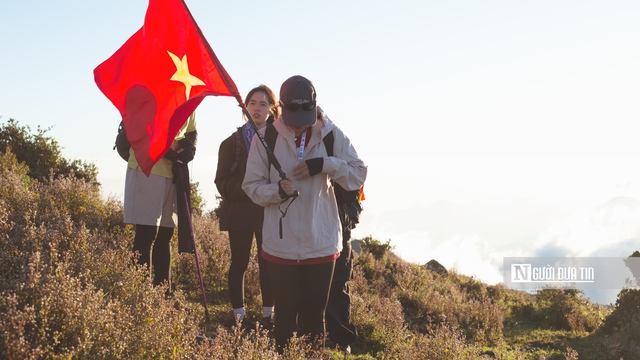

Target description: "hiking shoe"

left=338, top=345, right=351, bottom=354
left=195, top=334, right=214, bottom=343
left=259, top=316, right=274, bottom=331
left=326, top=339, right=351, bottom=354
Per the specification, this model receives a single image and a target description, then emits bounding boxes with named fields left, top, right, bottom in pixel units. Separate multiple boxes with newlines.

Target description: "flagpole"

left=182, top=191, right=210, bottom=322
left=181, top=0, right=296, bottom=189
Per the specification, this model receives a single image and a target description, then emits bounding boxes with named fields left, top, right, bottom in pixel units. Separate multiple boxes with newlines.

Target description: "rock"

left=425, top=259, right=447, bottom=275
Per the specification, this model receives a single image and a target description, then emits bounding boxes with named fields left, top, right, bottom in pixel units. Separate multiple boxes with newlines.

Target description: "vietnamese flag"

left=94, top=0, right=240, bottom=175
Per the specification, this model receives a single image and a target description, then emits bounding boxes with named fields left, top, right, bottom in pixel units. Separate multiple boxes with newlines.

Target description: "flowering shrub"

left=0, top=125, right=621, bottom=358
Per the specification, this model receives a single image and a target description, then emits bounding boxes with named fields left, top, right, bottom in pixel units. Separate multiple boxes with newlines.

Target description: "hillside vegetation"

left=1, top=119, right=640, bottom=359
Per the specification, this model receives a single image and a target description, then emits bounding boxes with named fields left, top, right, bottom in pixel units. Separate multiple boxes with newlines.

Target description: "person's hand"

left=278, top=178, right=297, bottom=199
left=176, top=146, right=195, bottom=163
left=164, top=149, right=179, bottom=162
left=293, top=162, right=311, bottom=181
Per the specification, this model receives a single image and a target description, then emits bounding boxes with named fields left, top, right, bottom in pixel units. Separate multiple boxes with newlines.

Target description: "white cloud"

left=369, top=186, right=640, bottom=305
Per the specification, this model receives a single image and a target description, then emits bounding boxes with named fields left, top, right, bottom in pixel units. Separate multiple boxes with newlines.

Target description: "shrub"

left=2, top=119, right=619, bottom=358
left=0, top=118, right=98, bottom=184
left=360, top=235, right=393, bottom=260
left=533, top=288, right=605, bottom=332
left=594, top=288, right=640, bottom=358
left=396, top=324, right=489, bottom=360
left=350, top=282, right=410, bottom=357
left=189, top=181, right=205, bottom=216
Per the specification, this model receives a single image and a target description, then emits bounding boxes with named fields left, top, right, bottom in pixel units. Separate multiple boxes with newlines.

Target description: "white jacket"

left=242, top=114, right=367, bottom=261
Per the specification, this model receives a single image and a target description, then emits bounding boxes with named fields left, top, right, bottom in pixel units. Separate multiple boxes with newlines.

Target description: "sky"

left=2, top=0, right=640, bottom=304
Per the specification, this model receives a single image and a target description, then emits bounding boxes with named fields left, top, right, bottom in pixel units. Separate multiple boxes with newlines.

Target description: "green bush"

left=0, top=118, right=98, bottom=184
left=360, top=235, right=393, bottom=260
left=533, top=288, right=606, bottom=332
left=594, top=289, right=640, bottom=358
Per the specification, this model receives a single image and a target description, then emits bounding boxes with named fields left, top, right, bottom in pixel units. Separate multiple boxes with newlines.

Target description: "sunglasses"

left=280, top=101, right=316, bottom=112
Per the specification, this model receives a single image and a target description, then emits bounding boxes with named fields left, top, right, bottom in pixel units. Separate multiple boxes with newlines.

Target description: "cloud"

left=364, top=193, right=640, bottom=304
left=391, top=232, right=504, bottom=285
left=534, top=196, right=640, bottom=258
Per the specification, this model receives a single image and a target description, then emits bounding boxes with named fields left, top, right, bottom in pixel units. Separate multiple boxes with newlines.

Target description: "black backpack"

left=229, top=128, right=244, bottom=173
left=114, top=120, right=130, bottom=161
left=264, top=124, right=362, bottom=230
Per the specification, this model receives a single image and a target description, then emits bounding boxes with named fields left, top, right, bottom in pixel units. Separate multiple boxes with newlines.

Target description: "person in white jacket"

left=242, top=75, right=367, bottom=353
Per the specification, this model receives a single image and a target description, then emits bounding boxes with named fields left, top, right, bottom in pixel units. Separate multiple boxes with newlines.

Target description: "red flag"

left=94, top=0, right=240, bottom=175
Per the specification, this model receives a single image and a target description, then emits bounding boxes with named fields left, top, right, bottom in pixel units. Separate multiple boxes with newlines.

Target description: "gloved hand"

left=176, top=136, right=196, bottom=163
left=164, top=146, right=195, bottom=164
left=176, top=146, right=195, bottom=164
left=164, top=149, right=179, bottom=162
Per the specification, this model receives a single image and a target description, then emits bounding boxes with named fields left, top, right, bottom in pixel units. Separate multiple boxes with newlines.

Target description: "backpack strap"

left=265, top=123, right=277, bottom=153
left=322, top=129, right=361, bottom=205
left=230, top=129, right=243, bottom=172
left=114, top=120, right=131, bottom=162
left=264, top=124, right=278, bottom=176
left=266, top=126, right=333, bottom=167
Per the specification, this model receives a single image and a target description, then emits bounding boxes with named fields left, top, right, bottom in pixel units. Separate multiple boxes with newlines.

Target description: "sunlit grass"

left=2, top=121, right=640, bottom=358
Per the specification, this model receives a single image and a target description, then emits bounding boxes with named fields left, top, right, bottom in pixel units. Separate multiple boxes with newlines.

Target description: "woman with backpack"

left=124, top=113, right=197, bottom=292
left=215, top=85, right=279, bottom=330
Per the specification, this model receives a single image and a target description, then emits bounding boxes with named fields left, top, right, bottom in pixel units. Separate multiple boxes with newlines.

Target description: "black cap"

left=279, top=75, right=317, bottom=127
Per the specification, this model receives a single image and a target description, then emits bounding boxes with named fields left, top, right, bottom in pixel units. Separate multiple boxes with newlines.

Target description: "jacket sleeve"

left=242, top=135, right=283, bottom=206
left=214, top=134, right=252, bottom=202
left=322, top=127, right=367, bottom=191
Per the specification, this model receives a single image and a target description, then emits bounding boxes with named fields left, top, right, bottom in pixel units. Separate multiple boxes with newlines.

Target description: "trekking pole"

left=182, top=190, right=210, bottom=322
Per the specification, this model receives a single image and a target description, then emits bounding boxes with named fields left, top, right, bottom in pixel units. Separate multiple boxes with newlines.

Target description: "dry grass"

left=1, top=147, right=636, bottom=359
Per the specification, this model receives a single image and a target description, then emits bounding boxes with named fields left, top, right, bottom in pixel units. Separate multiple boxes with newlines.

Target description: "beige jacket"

left=242, top=114, right=367, bottom=261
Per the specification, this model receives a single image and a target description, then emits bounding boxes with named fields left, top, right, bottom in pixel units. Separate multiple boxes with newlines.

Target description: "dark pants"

left=267, top=260, right=335, bottom=353
left=228, top=231, right=273, bottom=309
left=133, top=225, right=174, bottom=287
left=326, top=228, right=358, bottom=346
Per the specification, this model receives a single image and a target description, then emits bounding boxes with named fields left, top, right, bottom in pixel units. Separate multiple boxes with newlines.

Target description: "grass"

left=1, top=141, right=640, bottom=358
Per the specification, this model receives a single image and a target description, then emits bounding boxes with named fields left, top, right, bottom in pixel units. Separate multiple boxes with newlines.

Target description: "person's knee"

left=156, top=226, right=174, bottom=242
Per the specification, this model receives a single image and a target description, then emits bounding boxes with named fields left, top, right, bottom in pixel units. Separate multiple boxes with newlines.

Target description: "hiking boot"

left=338, top=344, right=351, bottom=354
left=259, top=316, right=274, bottom=331
left=326, top=339, right=351, bottom=354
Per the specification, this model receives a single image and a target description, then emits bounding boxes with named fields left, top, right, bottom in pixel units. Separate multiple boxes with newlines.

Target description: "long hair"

left=244, top=84, right=280, bottom=123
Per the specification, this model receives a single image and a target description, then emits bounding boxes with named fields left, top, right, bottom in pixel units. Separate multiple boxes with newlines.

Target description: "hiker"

left=215, top=85, right=279, bottom=330
left=124, top=113, right=198, bottom=290
left=242, top=75, right=367, bottom=353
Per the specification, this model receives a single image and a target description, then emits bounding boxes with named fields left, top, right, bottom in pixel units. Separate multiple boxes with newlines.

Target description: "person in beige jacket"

left=242, top=75, right=367, bottom=353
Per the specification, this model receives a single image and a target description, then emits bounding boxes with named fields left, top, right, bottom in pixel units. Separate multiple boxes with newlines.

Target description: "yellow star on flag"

left=168, top=51, right=206, bottom=100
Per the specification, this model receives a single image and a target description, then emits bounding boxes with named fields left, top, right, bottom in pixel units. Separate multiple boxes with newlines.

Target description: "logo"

left=511, top=264, right=531, bottom=282
left=510, top=263, right=594, bottom=283
left=505, top=257, right=640, bottom=291
left=289, top=98, right=311, bottom=104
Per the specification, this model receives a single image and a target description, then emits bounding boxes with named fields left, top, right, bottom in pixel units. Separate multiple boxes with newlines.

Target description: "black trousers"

left=266, top=260, right=335, bottom=353
left=133, top=225, right=174, bottom=287
left=228, top=231, right=273, bottom=309
left=326, top=228, right=358, bottom=346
